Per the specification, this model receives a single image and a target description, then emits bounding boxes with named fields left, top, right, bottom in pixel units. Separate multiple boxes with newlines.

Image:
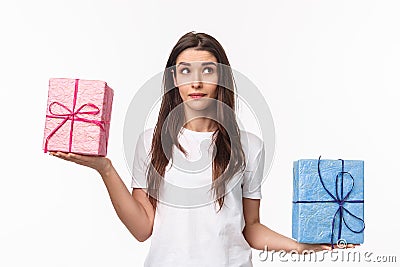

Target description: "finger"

left=53, top=152, right=75, bottom=161
left=322, top=245, right=332, bottom=251
left=318, top=245, right=331, bottom=251
left=50, top=151, right=62, bottom=157
left=331, top=244, right=356, bottom=249
left=65, top=153, right=76, bottom=159
left=55, top=152, right=68, bottom=158
left=64, top=153, right=86, bottom=162
left=68, top=153, right=89, bottom=162
left=321, top=247, right=331, bottom=252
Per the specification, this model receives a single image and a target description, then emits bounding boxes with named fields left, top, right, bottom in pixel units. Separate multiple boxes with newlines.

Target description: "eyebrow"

left=177, top=62, right=217, bottom=67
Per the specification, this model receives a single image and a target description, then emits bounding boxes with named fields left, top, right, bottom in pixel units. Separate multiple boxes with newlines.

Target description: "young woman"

left=50, top=32, right=353, bottom=266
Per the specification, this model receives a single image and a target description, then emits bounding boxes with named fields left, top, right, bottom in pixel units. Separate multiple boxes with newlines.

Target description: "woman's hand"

left=49, top=151, right=112, bottom=175
left=296, top=242, right=359, bottom=253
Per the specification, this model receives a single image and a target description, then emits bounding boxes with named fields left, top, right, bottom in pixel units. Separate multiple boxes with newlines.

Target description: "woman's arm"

left=242, top=198, right=356, bottom=253
left=242, top=198, right=300, bottom=252
left=50, top=152, right=154, bottom=242
left=99, top=162, right=155, bottom=242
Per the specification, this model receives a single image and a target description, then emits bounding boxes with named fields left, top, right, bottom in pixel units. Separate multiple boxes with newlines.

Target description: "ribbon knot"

left=44, top=79, right=108, bottom=153
left=47, top=101, right=105, bottom=129
left=316, top=156, right=365, bottom=248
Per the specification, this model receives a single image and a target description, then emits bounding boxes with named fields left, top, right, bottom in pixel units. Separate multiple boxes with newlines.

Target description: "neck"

left=183, top=107, right=217, bottom=132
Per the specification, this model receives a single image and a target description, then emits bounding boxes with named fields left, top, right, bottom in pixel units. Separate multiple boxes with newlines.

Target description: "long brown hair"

left=146, top=31, right=246, bottom=212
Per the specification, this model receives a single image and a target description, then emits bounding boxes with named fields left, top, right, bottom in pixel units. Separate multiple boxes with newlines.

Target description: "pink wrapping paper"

left=42, top=78, right=113, bottom=156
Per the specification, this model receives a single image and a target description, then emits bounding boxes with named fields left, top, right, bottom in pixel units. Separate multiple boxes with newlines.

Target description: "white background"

left=1, top=0, right=399, bottom=266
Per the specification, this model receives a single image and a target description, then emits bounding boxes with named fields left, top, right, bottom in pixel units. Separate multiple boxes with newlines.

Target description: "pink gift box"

left=43, top=78, right=113, bottom=156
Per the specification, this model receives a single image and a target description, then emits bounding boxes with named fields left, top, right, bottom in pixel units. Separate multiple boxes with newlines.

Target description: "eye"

left=203, top=67, right=214, bottom=74
left=180, top=68, right=190, bottom=74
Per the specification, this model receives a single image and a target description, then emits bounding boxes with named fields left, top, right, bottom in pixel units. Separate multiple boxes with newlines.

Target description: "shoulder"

left=140, top=127, right=154, bottom=141
left=239, top=130, right=264, bottom=153
left=137, top=127, right=155, bottom=154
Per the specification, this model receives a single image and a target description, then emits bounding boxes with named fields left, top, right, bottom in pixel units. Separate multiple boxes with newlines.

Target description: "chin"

left=184, top=98, right=215, bottom=111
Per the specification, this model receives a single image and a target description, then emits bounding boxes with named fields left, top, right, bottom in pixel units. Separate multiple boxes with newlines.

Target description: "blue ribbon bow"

left=293, top=156, right=365, bottom=248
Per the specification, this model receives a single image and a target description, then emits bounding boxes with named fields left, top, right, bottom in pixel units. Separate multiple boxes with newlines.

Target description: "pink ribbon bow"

left=44, top=79, right=108, bottom=153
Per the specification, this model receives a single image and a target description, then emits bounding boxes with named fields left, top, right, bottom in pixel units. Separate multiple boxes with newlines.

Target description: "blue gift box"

left=292, top=157, right=365, bottom=245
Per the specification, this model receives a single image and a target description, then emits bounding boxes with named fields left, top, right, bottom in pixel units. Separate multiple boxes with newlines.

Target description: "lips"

left=189, top=93, right=206, bottom=99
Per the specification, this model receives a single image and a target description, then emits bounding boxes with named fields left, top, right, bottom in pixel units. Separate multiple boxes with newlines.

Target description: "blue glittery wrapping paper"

left=292, top=159, right=364, bottom=244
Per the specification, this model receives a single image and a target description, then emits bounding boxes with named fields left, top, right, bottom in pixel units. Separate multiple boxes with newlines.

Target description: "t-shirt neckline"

left=180, top=127, right=216, bottom=136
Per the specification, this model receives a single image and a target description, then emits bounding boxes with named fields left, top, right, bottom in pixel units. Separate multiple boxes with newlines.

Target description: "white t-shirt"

left=131, top=127, right=265, bottom=267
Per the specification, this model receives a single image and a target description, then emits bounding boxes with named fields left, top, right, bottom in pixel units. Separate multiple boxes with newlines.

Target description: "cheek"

left=209, top=86, right=218, bottom=98
left=178, top=86, right=188, bottom=100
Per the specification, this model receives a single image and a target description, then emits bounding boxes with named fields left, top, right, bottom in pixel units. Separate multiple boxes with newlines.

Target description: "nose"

left=191, top=70, right=203, bottom=88
left=191, top=80, right=202, bottom=88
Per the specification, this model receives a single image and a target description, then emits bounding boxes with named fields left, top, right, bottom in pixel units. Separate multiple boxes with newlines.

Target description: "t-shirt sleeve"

left=130, top=131, right=150, bottom=190
left=242, top=143, right=265, bottom=199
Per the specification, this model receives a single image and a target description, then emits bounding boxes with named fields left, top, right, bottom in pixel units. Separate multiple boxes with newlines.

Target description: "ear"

left=171, top=69, right=178, bottom=87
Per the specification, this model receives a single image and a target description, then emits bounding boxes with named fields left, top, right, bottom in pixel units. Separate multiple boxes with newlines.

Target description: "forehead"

left=176, top=49, right=217, bottom=64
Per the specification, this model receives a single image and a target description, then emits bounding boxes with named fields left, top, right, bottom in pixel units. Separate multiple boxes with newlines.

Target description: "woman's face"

left=173, top=48, right=218, bottom=111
